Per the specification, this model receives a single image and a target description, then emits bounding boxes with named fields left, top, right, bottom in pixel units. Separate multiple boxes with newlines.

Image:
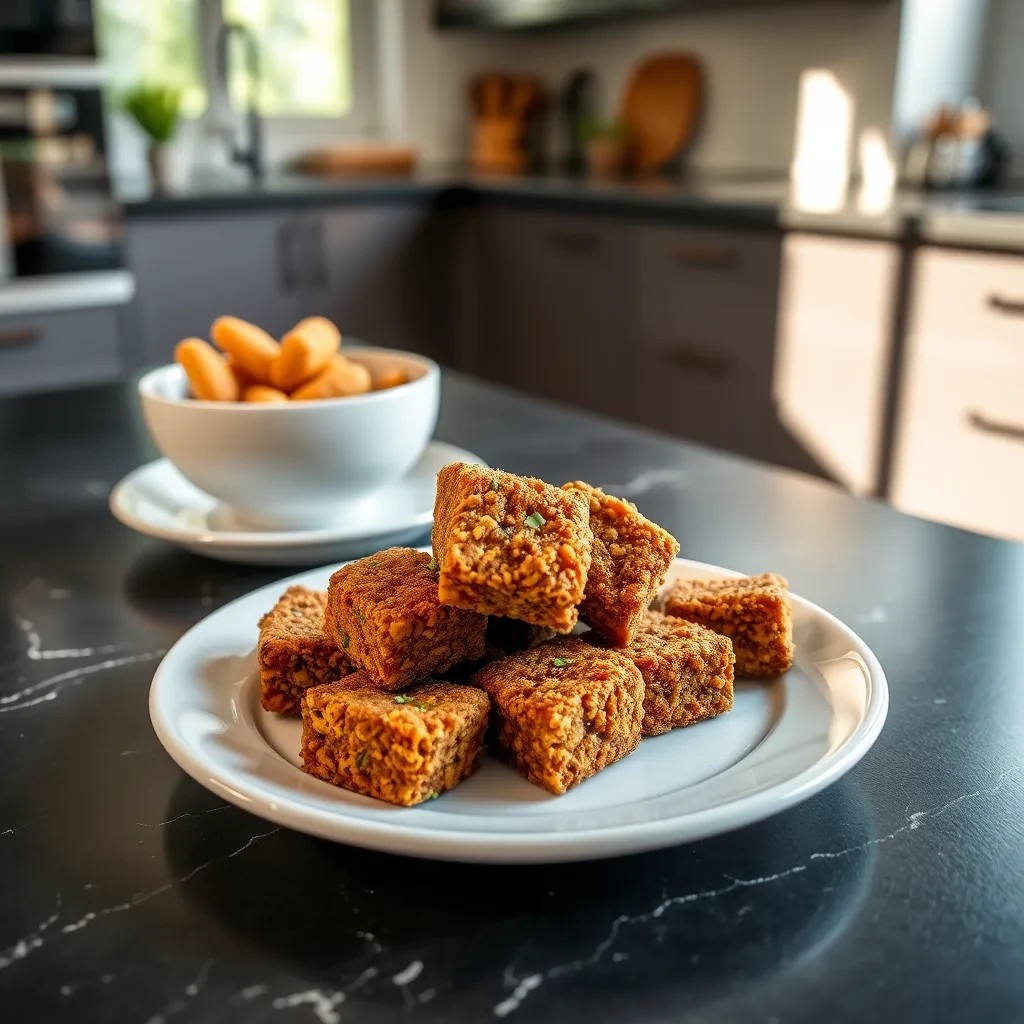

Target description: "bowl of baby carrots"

left=138, top=315, right=440, bottom=530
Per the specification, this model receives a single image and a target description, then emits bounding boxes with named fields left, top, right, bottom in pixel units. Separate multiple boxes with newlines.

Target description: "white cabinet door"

left=125, top=213, right=304, bottom=366
left=772, top=233, right=898, bottom=494
left=892, top=247, right=1024, bottom=541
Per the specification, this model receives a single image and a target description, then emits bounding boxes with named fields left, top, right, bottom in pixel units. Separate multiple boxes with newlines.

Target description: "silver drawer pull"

left=662, top=344, right=734, bottom=376
left=545, top=228, right=599, bottom=251
left=0, top=328, right=41, bottom=349
left=672, top=244, right=738, bottom=269
left=967, top=410, right=1024, bottom=442
left=987, top=294, right=1024, bottom=316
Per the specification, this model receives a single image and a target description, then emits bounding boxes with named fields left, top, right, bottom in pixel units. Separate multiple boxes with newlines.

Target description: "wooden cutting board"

left=620, top=53, right=703, bottom=173
left=293, top=144, right=418, bottom=176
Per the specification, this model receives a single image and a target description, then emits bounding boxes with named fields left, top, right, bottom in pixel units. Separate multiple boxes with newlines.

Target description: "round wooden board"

left=620, top=52, right=704, bottom=172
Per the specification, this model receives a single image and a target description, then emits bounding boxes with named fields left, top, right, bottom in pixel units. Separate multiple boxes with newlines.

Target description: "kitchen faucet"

left=215, top=21, right=264, bottom=182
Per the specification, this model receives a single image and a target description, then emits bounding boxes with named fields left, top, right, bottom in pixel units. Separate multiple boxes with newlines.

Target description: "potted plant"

left=580, top=118, right=628, bottom=178
left=122, top=84, right=183, bottom=194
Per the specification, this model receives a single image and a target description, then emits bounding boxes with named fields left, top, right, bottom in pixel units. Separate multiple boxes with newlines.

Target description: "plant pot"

left=585, top=137, right=625, bottom=179
left=147, top=144, right=170, bottom=194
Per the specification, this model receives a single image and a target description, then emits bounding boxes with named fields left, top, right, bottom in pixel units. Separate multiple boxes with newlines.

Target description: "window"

left=95, top=0, right=373, bottom=128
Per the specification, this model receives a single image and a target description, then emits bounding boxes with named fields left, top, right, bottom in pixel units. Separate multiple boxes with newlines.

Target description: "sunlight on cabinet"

left=772, top=233, right=897, bottom=495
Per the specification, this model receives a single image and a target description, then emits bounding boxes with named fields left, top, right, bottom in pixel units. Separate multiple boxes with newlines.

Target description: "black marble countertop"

left=2, top=374, right=1023, bottom=1022
left=118, top=167, right=1024, bottom=248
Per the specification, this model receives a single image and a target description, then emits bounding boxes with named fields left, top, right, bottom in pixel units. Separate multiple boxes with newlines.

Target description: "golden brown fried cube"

left=663, top=573, right=794, bottom=677
left=587, top=611, right=734, bottom=735
left=324, top=547, right=486, bottom=690
left=472, top=637, right=644, bottom=795
left=300, top=675, right=490, bottom=806
left=563, top=481, right=679, bottom=646
left=257, top=586, right=353, bottom=714
left=432, top=463, right=592, bottom=633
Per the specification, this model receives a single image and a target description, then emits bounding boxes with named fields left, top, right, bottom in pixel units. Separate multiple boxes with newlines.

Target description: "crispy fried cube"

left=663, top=573, right=794, bottom=677
left=563, top=481, right=679, bottom=645
left=257, top=586, right=353, bottom=714
left=432, top=463, right=592, bottom=632
left=300, top=676, right=490, bottom=806
left=324, top=547, right=486, bottom=690
left=472, top=637, right=644, bottom=795
left=587, top=611, right=734, bottom=735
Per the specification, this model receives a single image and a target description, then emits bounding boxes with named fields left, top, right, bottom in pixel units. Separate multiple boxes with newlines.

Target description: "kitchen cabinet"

left=476, top=209, right=636, bottom=419
left=633, top=224, right=782, bottom=453
left=891, top=247, right=1024, bottom=541
left=125, top=212, right=304, bottom=367
left=306, top=203, right=452, bottom=363
left=0, top=306, right=122, bottom=396
left=772, top=233, right=898, bottom=494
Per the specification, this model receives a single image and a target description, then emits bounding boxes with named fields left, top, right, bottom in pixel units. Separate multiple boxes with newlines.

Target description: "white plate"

left=149, top=556, right=888, bottom=863
left=109, top=442, right=486, bottom=566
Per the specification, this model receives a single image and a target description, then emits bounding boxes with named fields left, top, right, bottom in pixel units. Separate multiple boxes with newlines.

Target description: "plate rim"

left=109, top=442, right=486, bottom=549
left=149, top=556, right=889, bottom=863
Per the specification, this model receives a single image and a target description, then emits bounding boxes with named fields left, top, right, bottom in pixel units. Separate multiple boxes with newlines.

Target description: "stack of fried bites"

left=256, top=462, right=794, bottom=805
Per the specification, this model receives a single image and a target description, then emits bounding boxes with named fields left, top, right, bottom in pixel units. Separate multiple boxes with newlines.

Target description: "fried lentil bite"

left=257, top=586, right=353, bottom=714
left=324, top=547, right=486, bottom=690
left=472, top=636, right=644, bottom=795
left=587, top=611, right=734, bottom=735
left=563, top=481, right=679, bottom=646
left=663, top=573, right=794, bottom=677
left=300, top=675, right=490, bottom=806
left=432, top=463, right=593, bottom=632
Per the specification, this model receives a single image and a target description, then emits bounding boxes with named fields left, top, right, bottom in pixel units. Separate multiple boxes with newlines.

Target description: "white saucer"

left=149, top=556, right=888, bottom=863
left=110, top=442, right=486, bottom=566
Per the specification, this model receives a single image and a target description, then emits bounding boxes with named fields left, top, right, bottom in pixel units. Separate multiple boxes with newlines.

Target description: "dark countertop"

left=2, top=374, right=1023, bottom=1022
left=118, top=167, right=1024, bottom=247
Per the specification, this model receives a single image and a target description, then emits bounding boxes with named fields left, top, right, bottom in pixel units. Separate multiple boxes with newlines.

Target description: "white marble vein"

left=391, top=960, right=423, bottom=986
left=144, top=958, right=214, bottom=1024
left=597, top=468, right=687, bottom=499
left=136, top=805, right=231, bottom=828
left=0, top=895, right=62, bottom=969
left=492, top=764, right=1023, bottom=1016
left=270, top=967, right=378, bottom=1024
left=0, top=651, right=165, bottom=714
left=15, top=616, right=124, bottom=661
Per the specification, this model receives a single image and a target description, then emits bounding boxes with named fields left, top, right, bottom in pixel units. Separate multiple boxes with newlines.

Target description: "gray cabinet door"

left=125, top=212, right=304, bottom=367
left=476, top=209, right=636, bottom=418
left=308, top=203, right=451, bottom=362
left=0, top=307, right=122, bottom=396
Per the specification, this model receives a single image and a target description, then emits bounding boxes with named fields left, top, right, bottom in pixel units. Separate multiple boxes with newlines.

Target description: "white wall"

left=399, top=0, right=903, bottom=175
left=977, top=0, right=1024, bottom=178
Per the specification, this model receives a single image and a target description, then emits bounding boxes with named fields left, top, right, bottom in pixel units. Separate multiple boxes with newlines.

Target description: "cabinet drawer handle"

left=672, top=244, right=738, bottom=269
left=0, top=328, right=41, bottom=349
left=967, top=409, right=1024, bottom=442
left=545, top=228, right=599, bottom=251
left=662, top=344, right=734, bottom=376
left=987, top=294, right=1024, bottom=316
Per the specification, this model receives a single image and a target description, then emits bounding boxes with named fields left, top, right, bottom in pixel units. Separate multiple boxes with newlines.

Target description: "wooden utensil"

left=620, top=52, right=704, bottom=173
left=293, top=143, right=418, bottom=176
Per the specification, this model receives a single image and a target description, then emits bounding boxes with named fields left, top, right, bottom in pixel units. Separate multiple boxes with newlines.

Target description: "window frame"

left=197, top=0, right=379, bottom=137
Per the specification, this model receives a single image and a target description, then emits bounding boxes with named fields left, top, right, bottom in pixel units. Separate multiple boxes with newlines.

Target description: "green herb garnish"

left=427, top=790, right=440, bottom=800
left=341, top=634, right=350, bottom=649
left=426, top=556, right=439, bottom=572
left=355, top=749, right=368, bottom=770
left=524, top=512, right=546, bottom=530
left=490, top=476, right=498, bottom=491
left=394, top=695, right=429, bottom=711
left=551, top=657, right=571, bottom=667
left=356, top=609, right=366, bottom=624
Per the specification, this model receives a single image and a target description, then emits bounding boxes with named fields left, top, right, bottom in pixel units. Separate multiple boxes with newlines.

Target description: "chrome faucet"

left=215, top=21, right=264, bottom=181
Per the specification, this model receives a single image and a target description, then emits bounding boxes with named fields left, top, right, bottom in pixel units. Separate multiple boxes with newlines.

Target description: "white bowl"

left=138, top=347, right=440, bottom=530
